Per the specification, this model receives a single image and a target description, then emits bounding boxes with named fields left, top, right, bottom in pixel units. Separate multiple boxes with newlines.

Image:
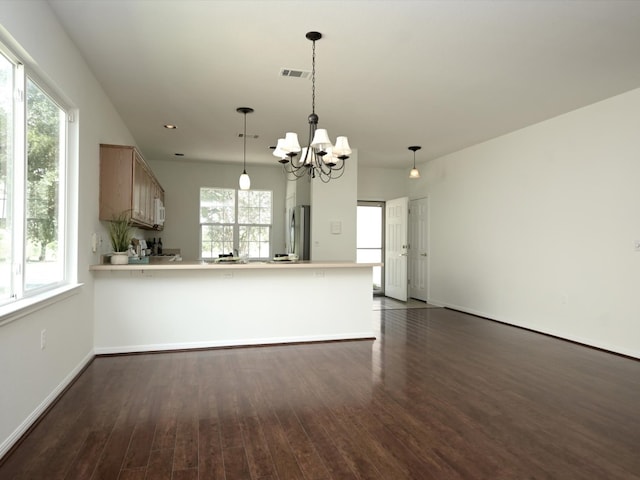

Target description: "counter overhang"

left=90, top=261, right=381, bottom=272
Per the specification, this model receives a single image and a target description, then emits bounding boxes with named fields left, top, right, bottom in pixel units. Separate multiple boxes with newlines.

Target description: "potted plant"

left=108, top=211, right=133, bottom=264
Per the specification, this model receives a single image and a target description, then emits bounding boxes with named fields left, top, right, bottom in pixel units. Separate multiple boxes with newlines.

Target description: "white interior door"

left=385, top=197, right=408, bottom=301
left=409, top=197, right=429, bottom=302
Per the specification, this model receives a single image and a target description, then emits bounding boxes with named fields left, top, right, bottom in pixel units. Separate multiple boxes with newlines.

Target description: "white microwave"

left=154, top=198, right=165, bottom=226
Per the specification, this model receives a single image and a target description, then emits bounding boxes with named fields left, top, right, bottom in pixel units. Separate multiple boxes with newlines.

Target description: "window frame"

left=199, top=187, right=273, bottom=260
left=0, top=36, right=75, bottom=317
left=23, top=75, right=69, bottom=296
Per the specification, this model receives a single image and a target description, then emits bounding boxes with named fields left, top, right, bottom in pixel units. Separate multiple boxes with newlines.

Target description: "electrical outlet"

left=40, top=329, right=46, bottom=350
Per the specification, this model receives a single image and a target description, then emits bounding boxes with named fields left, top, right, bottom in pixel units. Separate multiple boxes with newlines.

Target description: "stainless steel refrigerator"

left=290, top=205, right=310, bottom=260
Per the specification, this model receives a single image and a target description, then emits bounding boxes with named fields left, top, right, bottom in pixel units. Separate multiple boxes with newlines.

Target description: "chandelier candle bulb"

left=310, top=128, right=332, bottom=149
left=283, top=132, right=301, bottom=154
left=333, top=136, right=352, bottom=157
left=323, top=148, right=337, bottom=166
left=273, top=138, right=287, bottom=158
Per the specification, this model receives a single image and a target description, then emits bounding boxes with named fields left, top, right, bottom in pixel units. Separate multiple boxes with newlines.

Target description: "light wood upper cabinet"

left=99, top=144, right=165, bottom=229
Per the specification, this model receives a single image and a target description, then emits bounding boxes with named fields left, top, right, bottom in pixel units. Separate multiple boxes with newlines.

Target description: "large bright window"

left=200, top=187, right=272, bottom=259
left=1, top=42, right=68, bottom=306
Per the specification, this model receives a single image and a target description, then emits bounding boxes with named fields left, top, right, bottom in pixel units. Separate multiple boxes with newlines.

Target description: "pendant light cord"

left=243, top=111, right=247, bottom=173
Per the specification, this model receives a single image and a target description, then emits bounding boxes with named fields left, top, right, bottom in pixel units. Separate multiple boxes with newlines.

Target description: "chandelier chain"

left=311, top=38, right=316, bottom=115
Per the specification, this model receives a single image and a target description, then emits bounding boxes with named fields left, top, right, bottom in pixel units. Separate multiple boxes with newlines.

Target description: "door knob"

left=400, top=253, right=408, bottom=257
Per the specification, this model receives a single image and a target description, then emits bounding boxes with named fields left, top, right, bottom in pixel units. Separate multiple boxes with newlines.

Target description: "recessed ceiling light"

left=164, top=124, right=177, bottom=129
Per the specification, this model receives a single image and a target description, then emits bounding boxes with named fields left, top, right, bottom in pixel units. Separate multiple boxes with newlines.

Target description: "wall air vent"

left=280, top=68, right=311, bottom=79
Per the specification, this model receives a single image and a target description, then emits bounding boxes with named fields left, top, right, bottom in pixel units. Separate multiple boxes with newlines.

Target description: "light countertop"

left=89, top=260, right=381, bottom=271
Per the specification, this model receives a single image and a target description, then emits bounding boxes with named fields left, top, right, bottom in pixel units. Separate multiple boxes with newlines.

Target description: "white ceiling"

left=47, top=0, right=640, bottom=169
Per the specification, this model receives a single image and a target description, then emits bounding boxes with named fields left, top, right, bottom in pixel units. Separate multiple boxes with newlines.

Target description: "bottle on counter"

left=152, top=237, right=158, bottom=255
left=158, top=238, right=163, bottom=255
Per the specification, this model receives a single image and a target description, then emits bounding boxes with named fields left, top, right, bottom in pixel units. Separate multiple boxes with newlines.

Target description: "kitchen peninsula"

left=90, top=261, right=377, bottom=354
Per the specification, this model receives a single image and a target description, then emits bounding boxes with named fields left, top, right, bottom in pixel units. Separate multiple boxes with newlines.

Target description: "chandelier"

left=273, top=31, right=351, bottom=183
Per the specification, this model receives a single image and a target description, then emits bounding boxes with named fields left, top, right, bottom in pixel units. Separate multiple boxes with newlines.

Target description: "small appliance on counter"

left=128, top=256, right=150, bottom=264
left=139, top=239, right=148, bottom=256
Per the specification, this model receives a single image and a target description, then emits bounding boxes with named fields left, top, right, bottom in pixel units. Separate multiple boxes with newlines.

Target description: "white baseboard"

left=94, top=332, right=376, bottom=355
left=433, top=301, right=639, bottom=359
left=0, top=350, right=95, bottom=460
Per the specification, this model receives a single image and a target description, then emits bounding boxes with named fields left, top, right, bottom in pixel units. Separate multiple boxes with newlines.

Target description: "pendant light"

left=408, top=145, right=421, bottom=179
left=237, top=107, right=253, bottom=190
left=273, top=31, right=351, bottom=183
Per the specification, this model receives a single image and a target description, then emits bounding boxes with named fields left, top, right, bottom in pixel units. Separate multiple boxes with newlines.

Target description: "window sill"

left=0, top=284, right=83, bottom=327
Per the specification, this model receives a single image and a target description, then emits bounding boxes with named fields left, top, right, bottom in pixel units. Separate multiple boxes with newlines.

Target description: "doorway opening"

left=357, top=201, right=385, bottom=295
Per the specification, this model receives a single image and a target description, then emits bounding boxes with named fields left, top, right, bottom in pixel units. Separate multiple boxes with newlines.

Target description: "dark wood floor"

left=1, top=307, right=639, bottom=479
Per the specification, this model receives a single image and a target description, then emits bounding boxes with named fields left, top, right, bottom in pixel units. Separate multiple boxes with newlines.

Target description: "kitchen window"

left=0, top=41, right=70, bottom=308
left=200, top=187, right=272, bottom=259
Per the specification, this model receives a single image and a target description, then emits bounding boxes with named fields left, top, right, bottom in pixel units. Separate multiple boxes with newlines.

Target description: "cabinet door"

left=132, top=153, right=153, bottom=226
left=144, top=171, right=154, bottom=224
left=100, top=144, right=164, bottom=229
left=152, top=181, right=165, bottom=227
left=132, top=155, right=143, bottom=222
left=99, top=145, right=134, bottom=221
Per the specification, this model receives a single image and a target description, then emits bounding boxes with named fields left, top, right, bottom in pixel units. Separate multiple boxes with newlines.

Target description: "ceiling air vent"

left=280, top=68, right=311, bottom=79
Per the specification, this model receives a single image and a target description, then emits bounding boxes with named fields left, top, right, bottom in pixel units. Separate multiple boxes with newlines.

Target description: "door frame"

left=357, top=200, right=385, bottom=296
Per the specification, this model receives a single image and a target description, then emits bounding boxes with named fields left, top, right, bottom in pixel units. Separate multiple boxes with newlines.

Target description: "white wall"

left=0, top=1, right=135, bottom=457
left=148, top=159, right=287, bottom=260
left=358, top=165, right=408, bottom=201
left=286, top=170, right=311, bottom=207
left=410, top=88, right=640, bottom=358
left=311, top=151, right=358, bottom=261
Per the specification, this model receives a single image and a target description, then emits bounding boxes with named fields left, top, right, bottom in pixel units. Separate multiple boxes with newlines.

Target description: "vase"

left=110, top=252, right=129, bottom=265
